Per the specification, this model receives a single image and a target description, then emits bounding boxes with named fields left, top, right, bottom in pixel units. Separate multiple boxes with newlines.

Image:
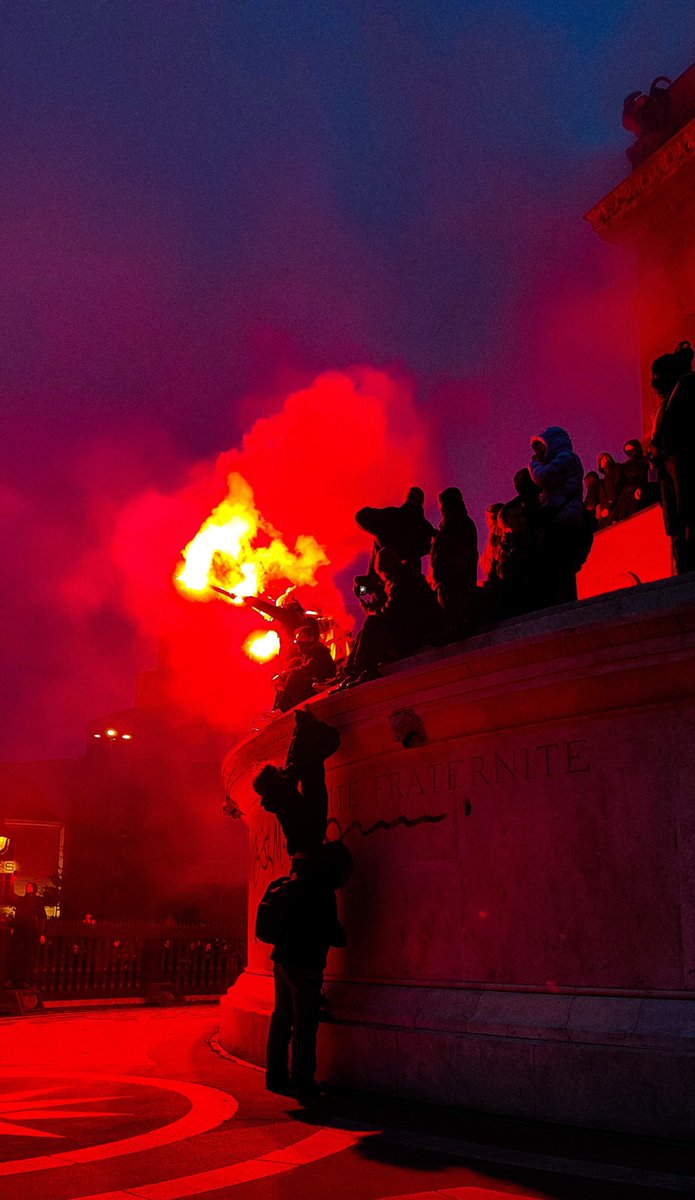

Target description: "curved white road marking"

left=0, top=1071, right=237, bottom=1177
left=70, top=1127, right=367, bottom=1200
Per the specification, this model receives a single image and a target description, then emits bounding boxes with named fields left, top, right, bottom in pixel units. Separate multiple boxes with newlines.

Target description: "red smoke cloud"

left=109, top=367, right=436, bottom=733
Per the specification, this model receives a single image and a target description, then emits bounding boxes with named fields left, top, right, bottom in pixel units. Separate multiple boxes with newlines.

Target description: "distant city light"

left=121, top=734, right=132, bottom=740
left=105, top=729, right=118, bottom=738
left=94, top=733, right=101, bottom=739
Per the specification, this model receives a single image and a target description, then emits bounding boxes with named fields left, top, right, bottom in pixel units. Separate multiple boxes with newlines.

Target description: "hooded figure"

left=529, top=427, right=585, bottom=604
left=614, top=440, right=653, bottom=520
left=529, top=427, right=584, bottom=524
left=428, top=487, right=479, bottom=635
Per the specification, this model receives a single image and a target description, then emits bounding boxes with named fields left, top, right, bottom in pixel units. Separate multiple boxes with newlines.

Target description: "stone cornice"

left=585, top=116, right=695, bottom=241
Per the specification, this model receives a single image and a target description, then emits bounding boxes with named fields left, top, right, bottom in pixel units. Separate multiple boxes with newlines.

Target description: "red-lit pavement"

left=0, top=1005, right=692, bottom=1200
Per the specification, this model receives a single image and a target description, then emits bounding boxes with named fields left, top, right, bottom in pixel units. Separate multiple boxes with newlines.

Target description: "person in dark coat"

left=253, top=709, right=340, bottom=856
left=650, top=340, right=695, bottom=574
left=530, top=427, right=584, bottom=523
left=274, top=620, right=335, bottom=712
left=511, top=468, right=543, bottom=518
left=492, top=499, right=545, bottom=619
left=356, top=486, right=436, bottom=586
left=529, top=426, right=584, bottom=604
left=596, top=453, right=624, bottom=528
left=261, top=842, right=352, bottom=1098
left=347, top=547, right=442, bottom=682
left=614, top=440, right=654, bottom=520
left=6, top=882, right=46, bottom=988
left=429, top=487, right=479, bottom=637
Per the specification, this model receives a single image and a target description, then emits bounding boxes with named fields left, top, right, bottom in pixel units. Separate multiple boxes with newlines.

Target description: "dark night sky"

left=3, top=2, right=695, bottom=760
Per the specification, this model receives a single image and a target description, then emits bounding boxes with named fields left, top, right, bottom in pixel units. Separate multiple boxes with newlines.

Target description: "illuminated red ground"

left=0, top=1005, right=692, bottom=1199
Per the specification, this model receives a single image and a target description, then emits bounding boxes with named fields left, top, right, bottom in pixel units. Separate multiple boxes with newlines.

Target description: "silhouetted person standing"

left=615, top=440, right=654, bottom=520
left=596, top=453, right=624, bottom=528
left=429, top=487, right=479, bottom=636
left=583, top=471, right=601, bottom=519
left=6, top=882, right=46, bottom=988
left=356, top=486, right=436, bottom=586
left=529, top=426, right=584, bottom=604
left=258, top=842, right=352, bottom=1099
left=650, top=341, right=695, bottom=574
left=493, top=499, right=544, bottom=619
left=480, top=502, right=504, bottom=584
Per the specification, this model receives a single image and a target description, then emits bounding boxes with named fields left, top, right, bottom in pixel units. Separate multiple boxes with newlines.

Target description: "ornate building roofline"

left=585, top=115, right=695, bottom=244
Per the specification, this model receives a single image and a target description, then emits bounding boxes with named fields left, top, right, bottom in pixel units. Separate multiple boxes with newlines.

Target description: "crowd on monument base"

left=258, top=338, right=695, bottom=710
left=249, top=340, right=695, bottom=1101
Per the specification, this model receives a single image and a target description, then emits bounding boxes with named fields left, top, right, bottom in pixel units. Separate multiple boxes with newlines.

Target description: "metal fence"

left=32, top=921, right=245, bottom=1000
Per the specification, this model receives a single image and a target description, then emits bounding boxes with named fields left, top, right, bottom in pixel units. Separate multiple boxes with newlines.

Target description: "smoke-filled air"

left=110, top=369, right=435, bottom=732
left=4, top=2, right=695, bottom=758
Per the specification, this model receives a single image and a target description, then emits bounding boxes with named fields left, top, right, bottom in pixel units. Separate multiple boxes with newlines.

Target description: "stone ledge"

left=219, top=979, right=695, bottom=1135
left=221, top=973, right=695, bottom=1054
left=223, top=573, right=695, bottom=790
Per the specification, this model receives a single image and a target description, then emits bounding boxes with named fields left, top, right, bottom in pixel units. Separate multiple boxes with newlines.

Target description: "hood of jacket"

left=533, top=426, right=574, bottom=460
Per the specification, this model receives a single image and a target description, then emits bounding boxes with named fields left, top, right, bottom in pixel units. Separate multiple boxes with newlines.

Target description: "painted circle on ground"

left=0, top=1070, right=238, bottom=1177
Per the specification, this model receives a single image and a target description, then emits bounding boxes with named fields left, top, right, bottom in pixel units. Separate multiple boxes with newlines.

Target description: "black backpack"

left=255, top=875, right=294, bottom=944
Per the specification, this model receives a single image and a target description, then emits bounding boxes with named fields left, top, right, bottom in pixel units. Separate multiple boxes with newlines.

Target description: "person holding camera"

left=355, top=485, right=435, bottom=591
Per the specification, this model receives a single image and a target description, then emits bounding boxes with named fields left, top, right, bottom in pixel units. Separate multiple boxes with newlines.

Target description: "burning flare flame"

left=175, top=472, right=329, bottom=661
left=243, top=630, right=282, bottom=663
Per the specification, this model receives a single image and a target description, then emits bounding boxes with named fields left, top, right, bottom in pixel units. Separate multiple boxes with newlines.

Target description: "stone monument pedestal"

left=220, top=575, right=695, bottom=1136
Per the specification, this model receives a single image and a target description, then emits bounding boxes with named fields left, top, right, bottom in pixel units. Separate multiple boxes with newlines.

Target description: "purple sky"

left=3, top=3, right=695, bottom=760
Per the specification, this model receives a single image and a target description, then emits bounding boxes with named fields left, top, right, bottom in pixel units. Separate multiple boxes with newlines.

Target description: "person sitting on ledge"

left=273, top=619, right=335, bottom=712
left=238, top=587, right=306, bottom=662
left=258, top=841, right=352, bottom=1100
left=253, top=709, right=340, bottom=856
left=343, top=546, right=443, bottom=685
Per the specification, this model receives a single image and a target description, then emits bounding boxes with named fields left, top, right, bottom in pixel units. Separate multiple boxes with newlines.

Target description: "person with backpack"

left=256, top=841, right=352, bottom=1099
